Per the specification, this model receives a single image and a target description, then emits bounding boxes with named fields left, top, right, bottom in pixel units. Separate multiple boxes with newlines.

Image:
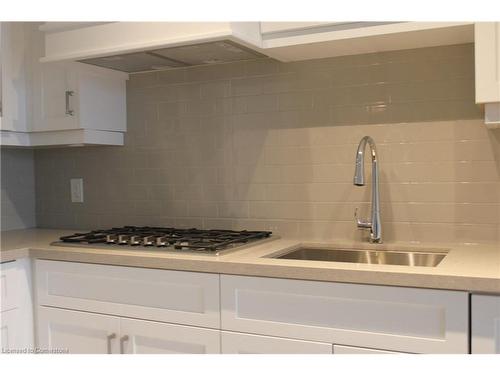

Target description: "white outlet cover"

left=70, top=178, right=84, bottom=203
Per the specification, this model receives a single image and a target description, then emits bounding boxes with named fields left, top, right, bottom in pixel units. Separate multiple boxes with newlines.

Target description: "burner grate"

left=57, top=226, right=272, bottom=254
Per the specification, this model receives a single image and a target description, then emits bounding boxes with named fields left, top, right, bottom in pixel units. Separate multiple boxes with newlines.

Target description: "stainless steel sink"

left=268, top=247, right=447, bottom=267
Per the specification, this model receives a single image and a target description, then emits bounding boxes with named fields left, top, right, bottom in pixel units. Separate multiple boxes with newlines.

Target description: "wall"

left=1, top=148, right=36, bottom=230
left=34, top=43, right=500, bottom=244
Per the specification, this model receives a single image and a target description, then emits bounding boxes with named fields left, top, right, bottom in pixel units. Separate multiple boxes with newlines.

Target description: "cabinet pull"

left=120, top=335, right=129, bottom=354
left=106, top=333, right=116, bottom=354
left=65, top=90, right=75, bottom=116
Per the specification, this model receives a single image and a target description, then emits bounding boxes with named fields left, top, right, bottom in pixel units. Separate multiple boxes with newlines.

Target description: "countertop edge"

left=2, top=245, right=499, bottom=294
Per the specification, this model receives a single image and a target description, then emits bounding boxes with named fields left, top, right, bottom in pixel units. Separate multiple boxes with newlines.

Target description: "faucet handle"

left=354, top=207, right=372, bottom=229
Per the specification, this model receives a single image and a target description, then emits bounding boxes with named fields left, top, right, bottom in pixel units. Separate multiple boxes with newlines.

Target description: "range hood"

left=40, top=22, right=267, bottom=72
left=78, top=40, right=266, bottom=73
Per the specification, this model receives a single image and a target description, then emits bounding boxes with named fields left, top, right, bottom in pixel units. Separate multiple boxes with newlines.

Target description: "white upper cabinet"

left=260, top=22, right=336, bottom=34
left=0, top=22, right=28, bottom=133
left=0, top=22, right=128, bottom=147
left=39, top=22, right=475, bottom=69
left=260, top=22, right=474, bottom=61
left=32, top=61, right=126, bottom=134
left=474, top=22, right=500, bottom=127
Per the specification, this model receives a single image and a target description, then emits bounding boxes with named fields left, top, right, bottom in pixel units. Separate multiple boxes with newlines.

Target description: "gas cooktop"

left=51, top=226, right=273, bottom=255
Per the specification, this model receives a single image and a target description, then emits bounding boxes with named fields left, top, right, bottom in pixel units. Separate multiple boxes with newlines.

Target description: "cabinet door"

left=33, top=61, right=79, bottom=131
left=76, top=64, right=127, bottom=132
left=221, top=275, right=469, bottom=354
left=1, top=309, right=20, bottom=351
left=36, top=260, right=220, bottom=329
left=0, top=22, right=28, bottom=132
left=37, top=306, right=120, bottom=354
left=333, top=345, right=402, bottom=354
left=475, top=22, right=500, bottom=103
left=0, top=259, right=34, bottom=350
left=221, top=331, right=332, bottom=354
left=120, top=318, right=220, bottom=354
left=472, top=294, right=500, bottom=354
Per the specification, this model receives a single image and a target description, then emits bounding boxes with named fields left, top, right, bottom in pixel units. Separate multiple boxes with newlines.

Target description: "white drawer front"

left=221, top=275, right=468, bottom=354
left=221, top=331, right=332, bottom=354
left=36, top=260, right=220, bottom=328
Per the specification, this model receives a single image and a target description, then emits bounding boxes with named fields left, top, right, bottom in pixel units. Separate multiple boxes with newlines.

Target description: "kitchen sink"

left=268, top=247, right=447, bottom=267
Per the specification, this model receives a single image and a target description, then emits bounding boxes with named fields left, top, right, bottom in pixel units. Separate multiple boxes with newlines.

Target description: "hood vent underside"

left=78, top=40, right=266, bottom=73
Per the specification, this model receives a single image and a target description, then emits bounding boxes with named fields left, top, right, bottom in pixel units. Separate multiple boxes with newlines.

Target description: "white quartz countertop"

left=1, top=228, right=499, bottom=293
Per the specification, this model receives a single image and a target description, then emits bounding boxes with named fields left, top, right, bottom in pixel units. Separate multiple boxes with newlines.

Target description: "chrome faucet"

left=353, top=136, right=382, bottom=243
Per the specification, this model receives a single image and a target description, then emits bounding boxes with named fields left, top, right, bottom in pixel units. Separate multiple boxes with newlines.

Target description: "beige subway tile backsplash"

left=35, top=44, right=500, bottom=245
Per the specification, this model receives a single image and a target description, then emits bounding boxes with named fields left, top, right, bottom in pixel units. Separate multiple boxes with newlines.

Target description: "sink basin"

left=268, top=247, right=447, bottom=267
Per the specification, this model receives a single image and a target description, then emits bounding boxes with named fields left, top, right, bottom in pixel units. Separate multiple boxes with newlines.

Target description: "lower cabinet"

left=220, top=332, right=404, bottom=354
left=220, top=275, right=469, bottom=354
left=0, top=258, right=34, bottom=352
left=37, top=306, right=120, bottom=354
left=221, top=332, right=332, bottom=354
left=471, top=294, right=500, bottom=354
left=31, top=260, right=475, bottom=354
left=120, top=317, right=220, bottom=354
left=37, top=306, right=220, bottom=354
left=333, top=345, right=401, bottom=354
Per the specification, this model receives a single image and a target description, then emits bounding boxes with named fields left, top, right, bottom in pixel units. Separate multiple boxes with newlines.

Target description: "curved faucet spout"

left=353, top=136, right=382, bottom=243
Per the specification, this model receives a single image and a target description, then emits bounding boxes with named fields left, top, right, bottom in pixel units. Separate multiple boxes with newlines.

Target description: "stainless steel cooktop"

left=51, top=226, right=274, bottom=256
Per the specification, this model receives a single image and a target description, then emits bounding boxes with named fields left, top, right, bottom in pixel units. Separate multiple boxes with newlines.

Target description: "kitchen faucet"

left=353, top=136, right=382, bottom=243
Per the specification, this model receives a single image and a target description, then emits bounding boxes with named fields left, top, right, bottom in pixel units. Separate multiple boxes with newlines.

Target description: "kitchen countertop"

left=1, top=228, right=500, bottom=293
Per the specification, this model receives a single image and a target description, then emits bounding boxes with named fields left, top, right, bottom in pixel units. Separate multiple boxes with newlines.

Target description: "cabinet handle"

left=65, top=90, right=75, bottom=116
left=120, top=335, right=129, bottom=354
left=106, top=333, right=116, bottom=354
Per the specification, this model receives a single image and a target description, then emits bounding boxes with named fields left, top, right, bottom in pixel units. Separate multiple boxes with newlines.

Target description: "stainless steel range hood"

left=78, top=39, right=266, bottom=73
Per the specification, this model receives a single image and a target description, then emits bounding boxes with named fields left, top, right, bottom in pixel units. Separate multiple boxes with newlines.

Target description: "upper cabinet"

left=260, top=22, right=474, bottom=61
left=32, top=60, right=126, bottom=136
left=475, top=22, right=500, bottom=127
left=39, top=22, right=475, bottom=69
left=0, top=22, right=128, bottom=147
left=0, top=23, right=28, bottom=134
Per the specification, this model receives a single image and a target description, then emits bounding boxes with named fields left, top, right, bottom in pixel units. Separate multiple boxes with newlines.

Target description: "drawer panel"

left=221, top=331, right=332, bottom=354
left=221, top=275, right=468, bottom=354
left=35, top=260, right=220, bottom=328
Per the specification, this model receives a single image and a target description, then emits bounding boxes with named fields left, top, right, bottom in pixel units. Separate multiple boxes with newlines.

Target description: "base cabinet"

left=32, top=260, right=474, bottom=355
left=221, top=275, right=469, bottom=354
left=472, top=294, right=500, bottom=354
left=120, top=317, right=220, bottom=354
left=37, top=306, right=220, bottom=354
left=221, top=332, right=332, bottom=354
left=0, top=259, right=34, bottom=352
left=37, top=306, right=120, bottom=354
left=333, top=345, right=401, bottom=354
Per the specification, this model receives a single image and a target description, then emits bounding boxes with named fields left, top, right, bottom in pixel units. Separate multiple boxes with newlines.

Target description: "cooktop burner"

left=52, top=226, right=273, bottom=255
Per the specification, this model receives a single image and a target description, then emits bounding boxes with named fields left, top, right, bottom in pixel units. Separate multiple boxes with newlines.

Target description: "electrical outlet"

left=70, top=178, right=84, bottom=203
